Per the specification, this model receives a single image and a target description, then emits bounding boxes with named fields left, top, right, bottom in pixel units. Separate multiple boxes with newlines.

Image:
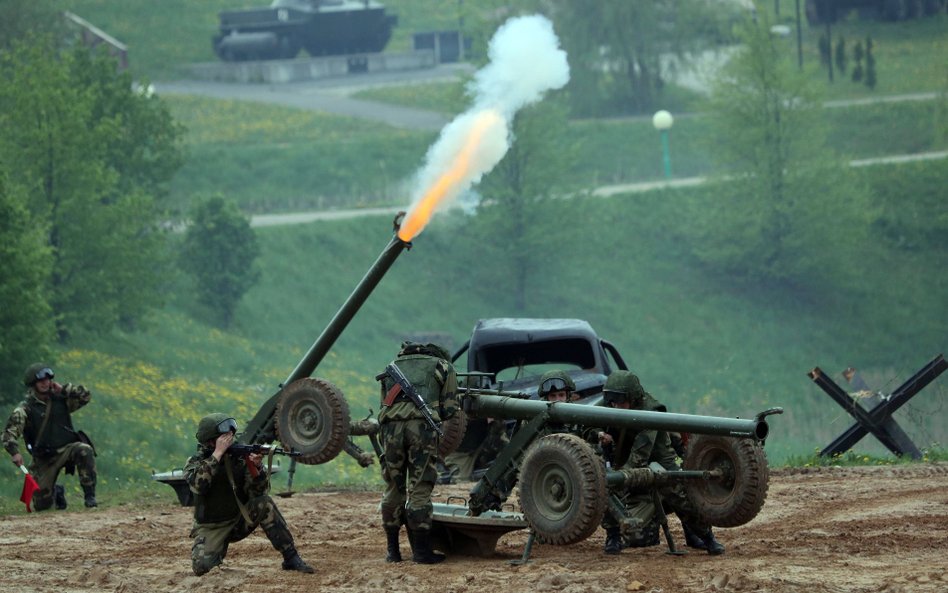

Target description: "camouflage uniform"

left=601, top=371, right=723, bottom=554
left=185, top=414, right=312, bottom=575
left=2, top=364, right=96, bottom=511
left=377, top=342, right=458, bottom=563
left=442, top=418, right=509, bottom=482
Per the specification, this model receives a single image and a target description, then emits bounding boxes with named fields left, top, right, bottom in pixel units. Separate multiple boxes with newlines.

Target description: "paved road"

left=155, top=63, right=473, bottom=131
left=248, top=149, right=948, bottom=228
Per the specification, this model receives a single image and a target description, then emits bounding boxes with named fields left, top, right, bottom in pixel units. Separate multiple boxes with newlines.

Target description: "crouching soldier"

left=185, top=413, right=314, bottom=575
left=3, top=363, right=97, bottom=510
left=599, top=371, right=724, bottom=556
left=377, top=342, right=458, bottom=564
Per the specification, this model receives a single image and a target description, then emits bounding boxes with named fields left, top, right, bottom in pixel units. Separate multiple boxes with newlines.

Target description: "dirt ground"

left=1, top=463, right=946, bottom=593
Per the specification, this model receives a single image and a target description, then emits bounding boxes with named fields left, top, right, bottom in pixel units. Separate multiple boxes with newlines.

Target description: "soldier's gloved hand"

left=11, top=453, right=24, bottom=467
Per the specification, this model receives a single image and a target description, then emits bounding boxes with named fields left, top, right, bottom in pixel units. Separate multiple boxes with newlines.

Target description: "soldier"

left=377, top=341, right=458, bottom=564
left=537, top=370, right=575, bottom=403
left=185, top=413, right=314, bottom=575
left=2, top=363, right=97, bottom=510
left=440, top=416, right=508, bottom=483
left=599, top=370, right=724, bottom=556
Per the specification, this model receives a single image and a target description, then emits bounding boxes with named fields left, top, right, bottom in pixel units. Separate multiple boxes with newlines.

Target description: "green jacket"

left=378, top=353, right=458, bottom=423
left=608, top=393, right=678, bottom=471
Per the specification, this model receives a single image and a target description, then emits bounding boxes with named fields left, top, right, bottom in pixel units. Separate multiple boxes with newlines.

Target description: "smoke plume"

left=398, top=14, right=569, bottom=241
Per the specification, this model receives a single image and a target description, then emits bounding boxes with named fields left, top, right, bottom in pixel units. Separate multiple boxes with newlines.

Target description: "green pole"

left=660, top=129, right=672, bottom=179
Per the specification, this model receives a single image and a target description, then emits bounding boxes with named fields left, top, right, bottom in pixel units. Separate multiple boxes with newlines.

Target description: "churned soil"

left=1, top=463, right=946, bottom=593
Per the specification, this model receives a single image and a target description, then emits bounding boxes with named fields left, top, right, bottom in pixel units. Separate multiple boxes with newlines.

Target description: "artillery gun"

left=430, top=385, right=782, bottom=559
left=154, top=223, right=410, bottom=501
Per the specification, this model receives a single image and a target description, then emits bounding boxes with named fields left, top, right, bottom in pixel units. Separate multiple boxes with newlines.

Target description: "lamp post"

left=652, top=109, right=674, bottom=180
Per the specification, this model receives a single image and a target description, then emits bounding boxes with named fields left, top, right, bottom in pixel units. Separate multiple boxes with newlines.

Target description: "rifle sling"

left=35, top=397, right=53, bottom=449
left=223, top=456, right=255, bottom=526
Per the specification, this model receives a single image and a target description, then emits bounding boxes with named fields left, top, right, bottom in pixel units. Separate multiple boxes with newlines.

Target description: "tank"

left=212, top=0, right=397, bottom=62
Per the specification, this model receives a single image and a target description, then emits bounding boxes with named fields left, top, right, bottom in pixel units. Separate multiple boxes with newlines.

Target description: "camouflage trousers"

left=379, top=418, right=438, bottom=531
left=189, top=494, right=295, bottom=576
left=29, top=442, right=96, bottom=511
left=603, top=482, right=710, bottom=544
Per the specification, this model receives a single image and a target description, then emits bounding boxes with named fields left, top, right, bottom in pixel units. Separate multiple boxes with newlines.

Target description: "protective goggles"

left=602, top=390, right=626, bottom=406
left=216, top=417, right=238, bottom=434
left=34, top=368, right=55, bottom=381
left=539, top=377, right=570, bottom=395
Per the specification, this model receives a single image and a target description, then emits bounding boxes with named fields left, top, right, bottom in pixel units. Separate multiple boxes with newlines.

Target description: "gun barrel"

left=285, top=235, right=409, bottom=385
left=465, top=394, right=769, bottom=440
left=240, top=233, right=409, bottom=445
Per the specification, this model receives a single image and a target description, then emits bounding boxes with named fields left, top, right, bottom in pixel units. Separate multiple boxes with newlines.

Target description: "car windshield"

left=478, top=337, right=598, bottom=381
left=495, top=362, right=585, bottom=383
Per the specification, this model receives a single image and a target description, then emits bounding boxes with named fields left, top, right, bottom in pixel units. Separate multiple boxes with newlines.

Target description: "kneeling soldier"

left=185, top=413, right=314, bottom=575
left=599, top=371, right=724, bottom=556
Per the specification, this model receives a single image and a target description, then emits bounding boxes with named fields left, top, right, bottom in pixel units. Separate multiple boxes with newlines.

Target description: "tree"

left=548, top=0, right=734, bottom=115
left=0, top=38, right=184, bottom=339
left=0, top=0, right=65, bottom=52
left=179, top=196, right=261, bottom=328
left=864, top=35, right=877, bottom=90
left=834, top=36, right=847, bottom=76
left=0, top=175, right=56, bottom=408
left=697, top=4, right=871, bottom=289
left=851, top=41, right=864, bottom=83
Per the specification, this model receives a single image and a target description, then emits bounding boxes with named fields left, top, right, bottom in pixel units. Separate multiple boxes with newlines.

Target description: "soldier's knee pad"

left=192, top=554, right=223, bottom=576
left=33, top=490, right=54, bottom=511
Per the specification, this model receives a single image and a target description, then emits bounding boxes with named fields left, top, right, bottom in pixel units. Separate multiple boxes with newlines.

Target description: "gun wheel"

left=438, top=410, right=468, bottom=458
left=682, top=434, right=769, bottom=527
left=518, top=433, right=607, bottom=545
left=275, top=377, right=351, bottom=465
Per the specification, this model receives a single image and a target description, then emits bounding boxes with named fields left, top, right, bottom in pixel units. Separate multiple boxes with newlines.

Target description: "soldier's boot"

left=54, top=485, right=68, bottom=510
left=409, top=529, right=445, bottom=564
left=385, top=527, right=403, bottom=563
left=699, top=529, right=725, bottom=555
left=281, top=547, right=315, bottom=573
left=82, top=484, right=97, bottom=508
left=682, top=524, right=707, bottom=550
left=604, top=527, right=622, bottom=555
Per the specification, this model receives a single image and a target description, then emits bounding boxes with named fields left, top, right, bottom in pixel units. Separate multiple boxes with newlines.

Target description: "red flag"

left=18, top=466, right=40, bottom=512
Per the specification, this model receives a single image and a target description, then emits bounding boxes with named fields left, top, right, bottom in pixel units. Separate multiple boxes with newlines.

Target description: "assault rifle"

left=227, top=443, right=302, bottom=458
left=227, top=443, right=301, bottom=478
left=376, top=363, right=444, bottom=437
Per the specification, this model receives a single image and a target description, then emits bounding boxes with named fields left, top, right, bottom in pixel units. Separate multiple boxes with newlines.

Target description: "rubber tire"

left=682, top=434, right=769, bottom=527
left=437, top=410, right=468, bottom=458
left=518, top=433, right=607, bottom=545
left=275, top=377, right=350, bottom=465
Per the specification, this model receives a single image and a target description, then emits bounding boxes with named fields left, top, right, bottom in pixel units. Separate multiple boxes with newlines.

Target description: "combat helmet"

left=537, top=370, right=576, bottom=399
left=602, top=371, right=646, bottom=407
left=195, top=413, right=238, bottom=443
left=23, top=363, right=54, bottom=387
left=398, top=341, right=451, bottom=361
